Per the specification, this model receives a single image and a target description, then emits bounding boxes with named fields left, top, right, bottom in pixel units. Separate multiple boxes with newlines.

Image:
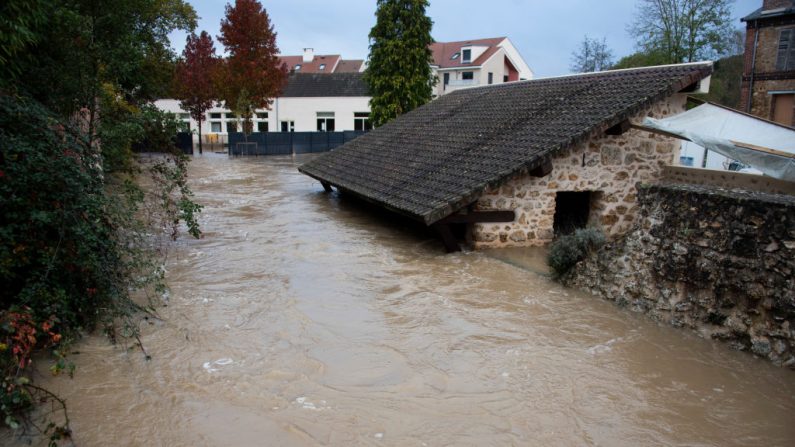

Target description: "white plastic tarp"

left=642, top=103, right=795, bottom=181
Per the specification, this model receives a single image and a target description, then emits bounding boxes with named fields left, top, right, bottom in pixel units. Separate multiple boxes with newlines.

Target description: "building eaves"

left=742, top=6, right=795, bottom=21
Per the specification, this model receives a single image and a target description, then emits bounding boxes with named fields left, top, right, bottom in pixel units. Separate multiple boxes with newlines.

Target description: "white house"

left=156, top=38, right=533, bottom=139
left=154, top=72, right=371, bottom=141
left=429, top=37, right=533, bottom=96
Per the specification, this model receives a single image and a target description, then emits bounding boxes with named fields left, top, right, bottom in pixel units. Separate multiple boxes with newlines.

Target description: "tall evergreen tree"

left=364, top=0, right=436, bottom=127
left=175, top=31, right=220, bottom=154
left=217, top=0, right=287, bottom=135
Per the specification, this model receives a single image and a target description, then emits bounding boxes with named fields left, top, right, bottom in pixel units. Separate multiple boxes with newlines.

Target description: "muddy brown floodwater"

left=9, top=154, right=795, bottom=446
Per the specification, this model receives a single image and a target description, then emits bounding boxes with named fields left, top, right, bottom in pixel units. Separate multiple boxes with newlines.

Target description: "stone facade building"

left=299, top=63, right=712, bottom=252
left=740, top=0, right=795, bottom=126
left=473, top=95, right=686, bottom=247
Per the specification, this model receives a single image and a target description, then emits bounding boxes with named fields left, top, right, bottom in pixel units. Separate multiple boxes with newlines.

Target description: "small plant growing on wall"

left=547, top=228, right=606, bottom=278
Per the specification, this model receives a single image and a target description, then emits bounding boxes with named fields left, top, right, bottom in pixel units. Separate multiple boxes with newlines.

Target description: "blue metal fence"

left=228, top=131, right=366, bottom=156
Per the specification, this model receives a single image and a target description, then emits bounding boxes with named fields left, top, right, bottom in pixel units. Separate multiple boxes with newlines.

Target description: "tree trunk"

left=198, top=117, right=203, bottom=154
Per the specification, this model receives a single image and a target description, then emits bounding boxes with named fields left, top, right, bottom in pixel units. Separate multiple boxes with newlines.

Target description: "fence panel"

left=227, top=131, right=367, bottom=156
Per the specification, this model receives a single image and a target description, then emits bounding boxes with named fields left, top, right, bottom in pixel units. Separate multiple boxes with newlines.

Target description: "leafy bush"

left=0, top=93, right=201, bottom=440
left=547, top=228, right=606, bottom=278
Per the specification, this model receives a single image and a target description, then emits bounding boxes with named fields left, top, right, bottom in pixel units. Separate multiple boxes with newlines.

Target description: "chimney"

left=303, top=48, right=314, bottom=63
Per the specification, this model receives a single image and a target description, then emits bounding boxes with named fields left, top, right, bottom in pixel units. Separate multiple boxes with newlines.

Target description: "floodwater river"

left=14, top=155, right=795, bottom=446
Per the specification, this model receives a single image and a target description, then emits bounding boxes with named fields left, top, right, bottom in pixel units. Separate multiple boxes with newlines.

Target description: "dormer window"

left=294, top=64, right=301, bottom=71
left=319, top=64, right=326, bottom=70
left=462, top=49, right=471, bottom=63
left=450, top=52, right=460, bottom=60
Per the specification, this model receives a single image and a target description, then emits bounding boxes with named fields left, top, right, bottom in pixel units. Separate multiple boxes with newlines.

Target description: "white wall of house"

left=432, top=42, right=534, bottom=96
left=497, top=38, right=533, bottom=80
left=154, top=97, right=371, bottom=137
left=272, top=97, right=371, bottom=132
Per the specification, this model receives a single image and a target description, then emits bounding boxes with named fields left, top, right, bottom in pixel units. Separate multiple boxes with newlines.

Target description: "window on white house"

left=354, top=112, right=371, bottom=131
left=295, top=64, right=302, bottom=71
left=256, top=112, right=268, bottom=119
left=280, top=120, right=294, bottom=132
left=226, top=112, right=237, bottom=119
left=211, top=122, right=222, bottom=132
left=462, top=49, right=471, bottom=63
left=257, top=121, right=268, bottom=132
left=226, top=121, right=237, bottom=133
left=488, top=72, right=493, bottom=84
left=316, top=112, right=335, bottom=132
left=451, top=52, right=460, bottom=60
left=777, top=28, right=795, bottom=71
left=179, top=113, right=190, bottom=119
left=319, top=64, right=326, bottom=70
left=462, top=72, right=474, bottom=80
left=210, top=113, right=222, bottom=119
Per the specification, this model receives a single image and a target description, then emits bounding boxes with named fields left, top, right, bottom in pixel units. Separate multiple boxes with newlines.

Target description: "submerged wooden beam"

left=320, top=181, right=333, bottom=193
left=438, top=210, right=516, bottom=224
left=432, top=223, right=461, bottom=253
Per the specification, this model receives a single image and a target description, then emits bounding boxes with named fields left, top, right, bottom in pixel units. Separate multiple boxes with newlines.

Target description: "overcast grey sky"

left=169, top=0, right=759, bottom=77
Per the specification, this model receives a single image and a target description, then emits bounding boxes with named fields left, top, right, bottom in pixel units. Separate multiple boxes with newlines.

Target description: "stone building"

left=740, top=0, right=795, bottom=126
left=299, top=63, right=713, bottom=252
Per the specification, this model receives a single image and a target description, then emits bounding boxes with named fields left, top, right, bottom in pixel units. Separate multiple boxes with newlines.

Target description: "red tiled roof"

left=429, top=37, right=505, bottom=69
left=278, top=54, right=341, bottom=73
left=335, top=60, right=364, bottom=73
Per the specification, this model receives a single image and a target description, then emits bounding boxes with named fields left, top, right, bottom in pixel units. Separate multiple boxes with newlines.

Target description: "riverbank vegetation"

left=0, top=0, right=202, bottom=443
left=547, top=228, right=606, bottom=278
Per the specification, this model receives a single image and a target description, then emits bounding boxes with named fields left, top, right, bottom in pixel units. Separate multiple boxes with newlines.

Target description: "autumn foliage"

left=175, top=31, right=220, bottom=153
left=217, top=0, right=287, bottom=134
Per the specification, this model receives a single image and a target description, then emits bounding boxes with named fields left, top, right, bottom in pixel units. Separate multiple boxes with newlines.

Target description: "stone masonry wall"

left=472, top=94, right=687, bottom=248
left=565, top=184, right=795, bottom=367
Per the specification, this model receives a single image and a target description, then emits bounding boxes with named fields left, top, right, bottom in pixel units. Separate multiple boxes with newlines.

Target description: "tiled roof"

left=281, top=72, right=369, bottom=97
left=278, top=54, right=341, bottom=73
left=298, top=63, right=713, bottom=225
left=430, top=37, right=505, bottom=68
left=742, top=5, right=795, bottom=21
left=335, top=59, right=364, bottom=73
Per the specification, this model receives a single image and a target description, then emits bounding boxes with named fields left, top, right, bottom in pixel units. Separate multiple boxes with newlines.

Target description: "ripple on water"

left=9, top=155, right=794, bottom=447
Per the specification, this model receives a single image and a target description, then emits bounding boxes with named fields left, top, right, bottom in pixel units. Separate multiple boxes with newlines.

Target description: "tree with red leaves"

left=175, top=31, right=220, bottom=154
left=218, top=0, right=287, bottom=135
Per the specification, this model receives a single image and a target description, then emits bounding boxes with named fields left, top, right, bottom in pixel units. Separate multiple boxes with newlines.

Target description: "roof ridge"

left=447, top=61, right=714, bottom=94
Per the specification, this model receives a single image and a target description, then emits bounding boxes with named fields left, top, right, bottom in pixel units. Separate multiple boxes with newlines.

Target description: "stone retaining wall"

left=564, top=183, right=795, bottom=367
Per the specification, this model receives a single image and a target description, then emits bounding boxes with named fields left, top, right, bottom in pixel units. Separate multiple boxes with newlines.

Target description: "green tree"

left=570, top=36, right=614, bottom=73
left=612, top=50, right=670, bottom=69
left=217, top=0, right=287, bottom=136
left=0, top=0, right=202, bottom=438
left=628, top=0, right=735, bottom=64
left=0, top=0, right=50, bottom=87
left=364, top=0, right=436, bottom=127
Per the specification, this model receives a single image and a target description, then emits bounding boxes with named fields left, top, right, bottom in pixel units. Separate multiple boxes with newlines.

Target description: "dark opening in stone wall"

left=554, top=191, right=592, bottom=235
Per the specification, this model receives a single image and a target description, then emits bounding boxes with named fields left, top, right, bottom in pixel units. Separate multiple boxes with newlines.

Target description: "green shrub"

left=0, top=93, right=201, bottom=439
left=547, top=228, right=606, bottom=278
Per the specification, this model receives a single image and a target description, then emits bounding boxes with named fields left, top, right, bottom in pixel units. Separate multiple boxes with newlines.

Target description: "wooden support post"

left=605, top=119, right=631, bottom=136
left=432, top=223, right=461, bottom=253
left=529, top=158, right=553, bottom=178
left=320, top=181, right=333, bottom=193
